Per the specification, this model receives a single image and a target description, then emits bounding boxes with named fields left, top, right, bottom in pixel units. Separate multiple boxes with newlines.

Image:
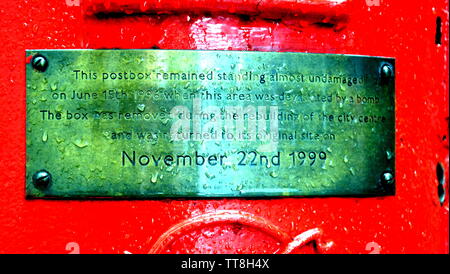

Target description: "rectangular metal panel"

left=26, top=50, right=395, bottom=198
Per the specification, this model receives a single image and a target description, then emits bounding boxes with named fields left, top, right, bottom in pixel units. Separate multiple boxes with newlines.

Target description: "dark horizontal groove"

left=83, top=0, right=351, bottom=21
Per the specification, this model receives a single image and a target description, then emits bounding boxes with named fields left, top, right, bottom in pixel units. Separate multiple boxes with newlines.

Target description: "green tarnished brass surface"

left=26, top=50, right=395, bottom=198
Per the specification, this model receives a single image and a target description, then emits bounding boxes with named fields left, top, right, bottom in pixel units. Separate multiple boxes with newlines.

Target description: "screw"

left=381, top=170, right=394, bottom=185
left=31, top=54, right=48, bottom=72
left=437, top=163, right=446, bottom=205
left=32, top=170, right=52, bottom=189
left=380, top=63, right=393, bottom=84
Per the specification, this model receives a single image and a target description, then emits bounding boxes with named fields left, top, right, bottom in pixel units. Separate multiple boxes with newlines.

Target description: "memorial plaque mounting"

left=26, top=50, right=395, bottom=198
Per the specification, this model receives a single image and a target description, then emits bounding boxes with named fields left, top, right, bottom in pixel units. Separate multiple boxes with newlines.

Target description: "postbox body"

left=0, top=0, right=448, bottom=254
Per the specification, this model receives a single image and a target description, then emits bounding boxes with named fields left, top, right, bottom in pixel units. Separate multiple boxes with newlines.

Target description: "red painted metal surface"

left=0, top=0, right=448, bottom=254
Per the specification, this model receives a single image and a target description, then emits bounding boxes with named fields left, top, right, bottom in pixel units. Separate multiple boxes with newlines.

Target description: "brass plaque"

left=26, top=50, right=395, bottom=198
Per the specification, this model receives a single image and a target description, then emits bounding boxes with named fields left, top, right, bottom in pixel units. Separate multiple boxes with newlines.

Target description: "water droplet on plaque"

left=151, top=173, right=158, bottom=184
left=42, top=131, right=48, bottom=142
left=386, top=149, right=393, bottom=160
left=137, top=104, right=146, bottom=112
left=73, top=139, right=89, bottom=148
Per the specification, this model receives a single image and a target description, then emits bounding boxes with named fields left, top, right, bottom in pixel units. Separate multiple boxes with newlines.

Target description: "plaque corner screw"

left=380, top=63, right=393, bottom=83
left=32, top=169, right=52, bottom=189
left=381, top=170, right=394, bottom=186
left=31, top=54, right=48, bottom=72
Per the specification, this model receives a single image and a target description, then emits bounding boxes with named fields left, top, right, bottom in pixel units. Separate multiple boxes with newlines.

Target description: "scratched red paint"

left=0, top=0, right=448, bottom=253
